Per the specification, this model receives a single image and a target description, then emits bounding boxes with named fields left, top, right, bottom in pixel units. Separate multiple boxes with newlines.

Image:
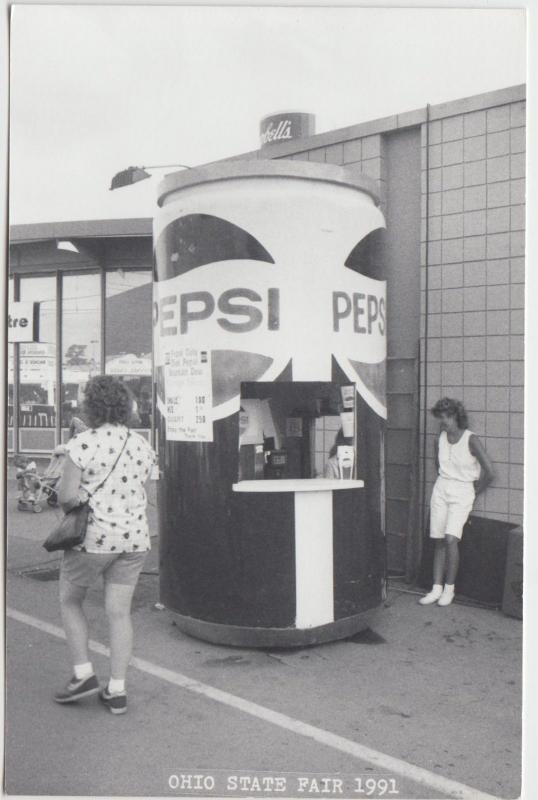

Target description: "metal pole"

left=100, top=266, right=106, bottom=372
left=56, top=271, right=62, bottom=445
left=420, top=104, right=431, bottom=538
left=13, top=275, right=20, bottom=453
left=151, top=275, right=156, bottom=451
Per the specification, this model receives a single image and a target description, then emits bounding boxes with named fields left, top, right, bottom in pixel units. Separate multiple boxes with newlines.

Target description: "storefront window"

left=105, top=270, right=152, bottom=430
left=61, top=273, right=101, bottom=435
left=19, top=276, right=57, bottom=451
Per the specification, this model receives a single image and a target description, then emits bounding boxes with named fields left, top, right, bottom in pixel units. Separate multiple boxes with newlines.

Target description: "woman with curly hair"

left=420, top=397, right=494, bottom=607
left=54, top=375, right=156, bottom=714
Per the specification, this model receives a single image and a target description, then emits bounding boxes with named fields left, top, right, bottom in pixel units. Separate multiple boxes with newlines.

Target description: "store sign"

left=18, top=344, right=55, bottom=382
left=8, top=302, right=39, bottom=343
left=106, top=354, right=152, bottom=376
left=22, top=342, right=55, bottom=357
left=20, top=358, right=55, bottom=383
left=259, top=112, right=315, bottom=147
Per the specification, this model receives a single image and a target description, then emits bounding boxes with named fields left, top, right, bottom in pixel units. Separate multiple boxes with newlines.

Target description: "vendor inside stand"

left=238, top=381, right=356, bottom=482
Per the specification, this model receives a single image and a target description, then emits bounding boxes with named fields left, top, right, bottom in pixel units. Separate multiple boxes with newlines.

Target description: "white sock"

left=74, top=662, right=94, bottom=680
left=108, top=678, right=125, bottom=694
left=443, top=583, right=455, bottom=594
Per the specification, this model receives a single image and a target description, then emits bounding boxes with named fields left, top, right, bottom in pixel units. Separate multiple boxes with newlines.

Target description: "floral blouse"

left=65, top=423, right=156, bottom=554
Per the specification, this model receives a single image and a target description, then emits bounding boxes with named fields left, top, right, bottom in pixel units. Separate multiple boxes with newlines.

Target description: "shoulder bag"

left=43, top=430, right=130, bottom=552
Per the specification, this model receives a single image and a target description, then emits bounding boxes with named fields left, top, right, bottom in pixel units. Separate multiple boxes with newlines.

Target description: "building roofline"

left=9, top=217, right=153, bottom=244
left=217, top=83, right=526, bottom=161
left=9, top=84, right=525, bottom=241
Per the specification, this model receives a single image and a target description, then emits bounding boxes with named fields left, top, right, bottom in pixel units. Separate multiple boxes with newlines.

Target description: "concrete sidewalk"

left=5, top=475, right=522, bottom=799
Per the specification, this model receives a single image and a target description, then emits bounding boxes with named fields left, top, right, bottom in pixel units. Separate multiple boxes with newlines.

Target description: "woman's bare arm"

left=469, top=434, right=495, bottom=495
left=57, top=456, right=83, bottom=512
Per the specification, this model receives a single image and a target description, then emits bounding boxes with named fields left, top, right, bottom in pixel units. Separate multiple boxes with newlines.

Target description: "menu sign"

left=164, top=347, right=213, bottom=441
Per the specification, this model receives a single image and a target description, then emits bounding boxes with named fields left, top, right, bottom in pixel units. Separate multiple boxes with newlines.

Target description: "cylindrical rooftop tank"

left=154, top=160, right=387, bottom=647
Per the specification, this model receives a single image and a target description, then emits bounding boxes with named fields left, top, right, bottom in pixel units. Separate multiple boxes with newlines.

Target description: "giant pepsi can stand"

left=154, top=160, right=387, bottom=646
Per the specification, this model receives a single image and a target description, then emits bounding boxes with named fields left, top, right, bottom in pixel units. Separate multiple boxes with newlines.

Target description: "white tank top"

left=438, top=429, right=480, bottom=482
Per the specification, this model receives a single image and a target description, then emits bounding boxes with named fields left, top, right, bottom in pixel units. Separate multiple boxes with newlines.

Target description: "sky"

left=8, top=4, right=527, bottom=224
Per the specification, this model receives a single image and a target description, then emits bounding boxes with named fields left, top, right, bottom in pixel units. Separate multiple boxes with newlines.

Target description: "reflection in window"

left=19, top=276, right=56, bottom=430
left=105, top=270, right=152, bottom=429
left=62, top=273, right=101, bottom=432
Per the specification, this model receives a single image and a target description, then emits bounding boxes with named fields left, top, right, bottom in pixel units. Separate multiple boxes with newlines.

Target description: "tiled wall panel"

left=420, top=98, right=525, bottom=525
left=271, top=87, right=524, bottom=534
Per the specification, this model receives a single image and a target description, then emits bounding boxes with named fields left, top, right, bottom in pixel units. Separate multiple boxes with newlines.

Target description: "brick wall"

left=420, top=96, right=525, bottom=525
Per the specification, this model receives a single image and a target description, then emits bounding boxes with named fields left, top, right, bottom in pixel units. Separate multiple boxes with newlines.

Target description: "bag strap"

left=86, top=430, right=130, bottom=498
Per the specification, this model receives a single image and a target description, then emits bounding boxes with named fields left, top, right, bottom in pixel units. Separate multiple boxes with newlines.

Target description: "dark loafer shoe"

left=99, top=686, right=127, bottom=715
left=54, top=674, right=99, bottom=703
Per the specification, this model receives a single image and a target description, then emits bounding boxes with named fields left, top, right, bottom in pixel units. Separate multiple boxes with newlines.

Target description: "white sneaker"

left=437, top=586, right=455, bottom=607
left=419, top=585, right=443, bottom=605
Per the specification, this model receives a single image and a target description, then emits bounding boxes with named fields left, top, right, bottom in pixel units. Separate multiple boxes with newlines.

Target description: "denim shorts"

left=61, top=549, right=148, bottom=587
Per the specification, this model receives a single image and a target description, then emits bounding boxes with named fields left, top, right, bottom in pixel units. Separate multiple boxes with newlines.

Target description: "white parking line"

left=7, top=606, right=501, bottom=800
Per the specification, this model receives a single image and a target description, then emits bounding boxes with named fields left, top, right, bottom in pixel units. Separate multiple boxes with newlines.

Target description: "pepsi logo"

left=154, top=208, right=387, bottom=422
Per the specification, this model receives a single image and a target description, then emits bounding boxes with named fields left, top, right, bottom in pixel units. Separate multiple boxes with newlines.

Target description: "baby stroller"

left=14, top=447, right=66, bottom=513
left=14, top=455, right=43, bottom=513
left=38, top=446, right=67, bottom=508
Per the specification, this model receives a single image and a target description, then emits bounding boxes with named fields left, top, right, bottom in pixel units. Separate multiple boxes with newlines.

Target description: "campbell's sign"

left=260, top=112, right=315, bottom=148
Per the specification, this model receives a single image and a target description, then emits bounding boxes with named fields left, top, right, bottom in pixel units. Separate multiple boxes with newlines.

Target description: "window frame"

left=10, top=266, right=155, bottom=453
left=17, top=272, right=58, bottom=449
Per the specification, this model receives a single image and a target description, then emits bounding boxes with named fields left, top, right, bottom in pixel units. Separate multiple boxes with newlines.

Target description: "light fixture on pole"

left=56, top=239, right=79, bottom=253
left=109, top=164, right=191, bottom=190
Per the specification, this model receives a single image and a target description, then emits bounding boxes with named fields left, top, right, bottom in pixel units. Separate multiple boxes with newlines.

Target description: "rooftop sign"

left=260, top=112, right=315, bottom=148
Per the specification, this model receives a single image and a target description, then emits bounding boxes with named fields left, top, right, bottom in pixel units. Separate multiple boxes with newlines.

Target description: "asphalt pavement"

left=4, top=473, right=523, bottom=799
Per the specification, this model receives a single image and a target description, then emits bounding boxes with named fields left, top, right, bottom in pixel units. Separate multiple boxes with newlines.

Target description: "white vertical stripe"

left=294, top=490, right=334, bottom=628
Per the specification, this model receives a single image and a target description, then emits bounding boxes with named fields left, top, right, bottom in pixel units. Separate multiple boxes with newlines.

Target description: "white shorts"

left=430, top=477, right=475, bottom=540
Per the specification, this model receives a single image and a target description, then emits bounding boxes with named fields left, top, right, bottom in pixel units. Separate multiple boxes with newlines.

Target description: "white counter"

left=232, top=478, right=364, bottom=493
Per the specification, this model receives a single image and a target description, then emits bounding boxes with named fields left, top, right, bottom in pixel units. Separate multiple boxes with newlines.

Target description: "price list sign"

left=164, top=347, right=213, bottom=442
